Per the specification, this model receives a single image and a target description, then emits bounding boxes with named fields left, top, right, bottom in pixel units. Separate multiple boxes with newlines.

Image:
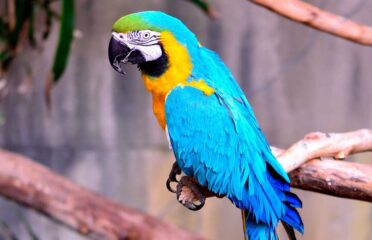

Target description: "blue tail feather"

left=245, top=211, right=278, bottom=240
left=284, top=191, right=302, bottom=208
left=282, top=206, right=304, bottom=234
left=266, top=165, right=304, bottom=234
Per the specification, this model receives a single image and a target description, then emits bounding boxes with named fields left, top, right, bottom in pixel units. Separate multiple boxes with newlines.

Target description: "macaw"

left=108, top=11, right=304, bottom=240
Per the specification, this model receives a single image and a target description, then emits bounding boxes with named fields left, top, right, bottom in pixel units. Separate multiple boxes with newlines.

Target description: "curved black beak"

left=108, top=36, right=130, bottom=75
left=108, top=36, right=147, bottom=75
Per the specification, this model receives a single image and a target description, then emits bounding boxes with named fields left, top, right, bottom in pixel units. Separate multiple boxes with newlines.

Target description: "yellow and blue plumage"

left=108, top=11, right=304, bottom=240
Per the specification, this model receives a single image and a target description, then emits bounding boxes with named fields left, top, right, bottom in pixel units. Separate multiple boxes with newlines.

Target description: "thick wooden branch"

left=273, top=129, right=372, bottom=202
left=0, top=149, right=202, bottom=240
left=249, top=0, right=372, bottom=46
left=274, top=129, right=372, bottom=202
left=289, top=159, right=372, bottom=202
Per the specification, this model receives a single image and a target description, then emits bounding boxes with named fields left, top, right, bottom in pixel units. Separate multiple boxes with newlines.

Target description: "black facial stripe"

left=127, top=31, right=160, bottom=45
left=129, top=37, right=159, bottom=45
left=138, top=44, right=168, bottom=77
left=149, top=35, right=160, bottom=40
left=130, top=41, right=159, bottom=46
left=130, top=39, right=151, bottom=43
left=128, top=30, right=140, bottom=40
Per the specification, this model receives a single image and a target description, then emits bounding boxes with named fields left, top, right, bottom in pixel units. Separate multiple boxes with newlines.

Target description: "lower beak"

left=108, top=36, right=131, bottom=75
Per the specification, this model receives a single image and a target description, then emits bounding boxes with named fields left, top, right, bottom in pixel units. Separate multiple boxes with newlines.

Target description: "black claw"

left=187, top=199, right=205, bottom=211
left=166, top=162, right=182, bottom=193
left=191, top=201, right=205, bottom=211
left=184, top=201, right=197, bottom=211
left=166, top=178, right=177, bottom=193
left=169, top=162, right=182, bottom=180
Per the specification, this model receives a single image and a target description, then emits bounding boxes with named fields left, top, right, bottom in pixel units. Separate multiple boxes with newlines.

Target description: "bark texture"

left=0, top=149, right=202, bottom=240
left=289, top=159, right=372, bottom=202
left=249, top=0, right=372, bottom=45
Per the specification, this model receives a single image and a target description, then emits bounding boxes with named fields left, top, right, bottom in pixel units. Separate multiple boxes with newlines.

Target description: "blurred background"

left=0, top=0, right=372, bottom=239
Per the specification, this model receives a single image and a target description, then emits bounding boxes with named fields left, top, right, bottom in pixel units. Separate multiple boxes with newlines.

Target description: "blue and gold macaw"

left=108, top=11, right=304, bottom=240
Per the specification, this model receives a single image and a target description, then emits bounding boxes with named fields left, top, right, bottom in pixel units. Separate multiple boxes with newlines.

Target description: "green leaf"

left=50, top=0, right=74, bottom=83
left=0, top=17, right=8, bottom=40
left=9, top=0, right=32, bottom=47
left=186, top=0, right=217, bottom=18
left=0, top=51, right=8, bottom=61
left=42, top=0, right=53, bottom=39
left=188, top=0, right=209, bottom=12
left=28, top=5, right=37, bottom=48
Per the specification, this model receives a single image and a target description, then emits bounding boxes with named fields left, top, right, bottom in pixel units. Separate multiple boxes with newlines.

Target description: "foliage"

left=51, top=0, right=74, bottom=83
left=186, top=0, right=216, bottom=18
left=0, top=0, right=34, bottom=72
left=0, top=0, right=74, bottom=92
left=0, top=0, right=212, bottom=101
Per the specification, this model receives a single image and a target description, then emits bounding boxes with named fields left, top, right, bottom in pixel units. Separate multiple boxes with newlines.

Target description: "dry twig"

left=249, top=0, right=372, bottom=46
left=275, top=129, right=372, bottom=172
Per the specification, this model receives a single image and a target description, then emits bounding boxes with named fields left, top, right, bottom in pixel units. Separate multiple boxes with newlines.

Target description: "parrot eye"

left=142, top=31, right=151, bottom=39
left=125, top=30, right=160, bottom=46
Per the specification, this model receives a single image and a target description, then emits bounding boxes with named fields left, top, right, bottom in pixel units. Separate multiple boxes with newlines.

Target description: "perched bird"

left=108, top=11, right=304, bottom=240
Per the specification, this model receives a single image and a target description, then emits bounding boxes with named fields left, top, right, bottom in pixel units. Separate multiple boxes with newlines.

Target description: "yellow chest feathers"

left=141, top=32, right=214, bottom=130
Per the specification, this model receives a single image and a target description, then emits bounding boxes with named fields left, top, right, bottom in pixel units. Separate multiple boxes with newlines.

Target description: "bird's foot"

left=166, top=162, right=224, bottom=211
left=166, top=162, right=182, bottom=193
left=176, top=176, right=205, bottom=211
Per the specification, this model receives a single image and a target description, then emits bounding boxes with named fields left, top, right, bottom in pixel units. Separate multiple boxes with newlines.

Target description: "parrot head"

left=108, top=11, right=198, bottom=77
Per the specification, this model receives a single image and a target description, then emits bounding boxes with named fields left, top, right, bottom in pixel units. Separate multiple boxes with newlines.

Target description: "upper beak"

left=108, top=36, right=131, bottom=75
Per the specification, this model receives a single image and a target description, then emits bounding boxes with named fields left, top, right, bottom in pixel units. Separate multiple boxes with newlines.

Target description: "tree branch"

left=0, top=149, right=202, bottom=240
left=275, top=129, right=372, bottom=202
left=0, top=129, right=371, bottom=240
left=275, top=129, right=372, bottom=172
left=289, top=159, right=372, bottom=202
left=249, top=0, right=372, bottom=46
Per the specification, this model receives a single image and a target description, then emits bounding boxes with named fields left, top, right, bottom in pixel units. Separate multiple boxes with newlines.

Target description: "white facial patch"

left=112, top=30, right=162, bottom=62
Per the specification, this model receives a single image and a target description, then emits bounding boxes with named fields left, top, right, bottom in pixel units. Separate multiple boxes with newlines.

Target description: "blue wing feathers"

left=166, top=47, right=303, bottom=238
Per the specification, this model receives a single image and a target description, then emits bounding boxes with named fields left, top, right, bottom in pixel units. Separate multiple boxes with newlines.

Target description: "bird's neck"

left=140, top=32, right=214, bottom=130
left=140, top=32, right=193, bottom=129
